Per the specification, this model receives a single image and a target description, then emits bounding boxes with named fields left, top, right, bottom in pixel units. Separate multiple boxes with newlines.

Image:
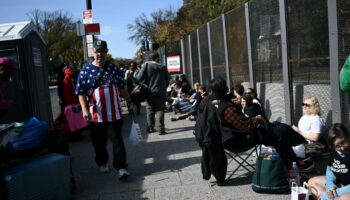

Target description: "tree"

left=27, top=9, right=84, bottom=79
left=127, top=0, right=248, bottom=52
left=127, top=8, right=177, bottom=47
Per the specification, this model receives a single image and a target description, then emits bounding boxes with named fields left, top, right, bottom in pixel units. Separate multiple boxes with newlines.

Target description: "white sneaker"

left=118, top=168, right=130, bottom=180
left=99, top=164, right=109, bottom=173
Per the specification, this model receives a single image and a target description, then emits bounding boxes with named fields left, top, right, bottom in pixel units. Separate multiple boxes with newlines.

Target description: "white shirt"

left=293, top=115, right=324, bottom=158
left=298, top=115, right=324, bottom=138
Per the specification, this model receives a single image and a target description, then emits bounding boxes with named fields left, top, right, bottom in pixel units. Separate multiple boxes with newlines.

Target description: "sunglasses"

left=301, top=103, right=311, bottom=107
left=96, top=49, right=107, bottom=53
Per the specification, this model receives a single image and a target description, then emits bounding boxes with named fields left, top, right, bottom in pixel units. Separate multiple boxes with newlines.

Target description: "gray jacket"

left=137, top=61, right=169, bottom=98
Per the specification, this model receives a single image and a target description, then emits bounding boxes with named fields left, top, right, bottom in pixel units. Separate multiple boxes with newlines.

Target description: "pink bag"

left=64, top=104, right=89, bottom=132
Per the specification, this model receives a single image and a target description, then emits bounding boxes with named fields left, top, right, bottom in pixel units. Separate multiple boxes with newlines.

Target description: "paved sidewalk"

left=70, top=105, right=290, bottom=200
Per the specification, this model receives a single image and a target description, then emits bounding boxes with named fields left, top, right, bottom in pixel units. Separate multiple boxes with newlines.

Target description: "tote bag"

left=252, top=155, right=290, bottom=194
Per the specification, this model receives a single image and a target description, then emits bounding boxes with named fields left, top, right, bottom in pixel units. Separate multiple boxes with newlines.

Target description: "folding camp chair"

left=225, top=145, right=259, bottom=180
left=224, top=125, right=265, bottom=180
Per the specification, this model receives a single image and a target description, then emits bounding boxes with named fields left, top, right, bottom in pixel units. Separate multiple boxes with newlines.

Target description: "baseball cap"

left=0, top=57, right=17, bottom=69
left=93, top=40, right=107, bottom=51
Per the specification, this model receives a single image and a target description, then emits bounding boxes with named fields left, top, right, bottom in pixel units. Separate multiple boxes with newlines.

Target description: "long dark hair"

left=326, top=123, right=350, bottom=149
left=208, top=77, right=229, bottom=100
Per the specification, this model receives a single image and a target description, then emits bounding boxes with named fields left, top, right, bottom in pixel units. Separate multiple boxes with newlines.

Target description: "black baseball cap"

left=93, top=40, right=107, bottom=51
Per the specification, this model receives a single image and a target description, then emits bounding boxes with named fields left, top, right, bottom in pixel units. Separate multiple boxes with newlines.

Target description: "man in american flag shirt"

left=75, top=40, right=134, bottom=180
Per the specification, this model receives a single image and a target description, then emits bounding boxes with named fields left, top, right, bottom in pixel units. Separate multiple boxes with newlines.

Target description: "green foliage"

left=27, top=9, right=84, bottom=79
left=127, top=8, right=177, bottom=46
left=112, top=58, right=133, bottom=69
left=127, top=0, right=248, bottom=52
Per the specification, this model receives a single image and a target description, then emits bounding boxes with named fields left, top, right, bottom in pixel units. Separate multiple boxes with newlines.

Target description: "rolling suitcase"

left=2, top=153, right=70, bottom=200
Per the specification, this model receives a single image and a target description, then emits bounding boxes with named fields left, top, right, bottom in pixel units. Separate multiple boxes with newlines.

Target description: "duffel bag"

left=6, top=117, right=49, bottom=152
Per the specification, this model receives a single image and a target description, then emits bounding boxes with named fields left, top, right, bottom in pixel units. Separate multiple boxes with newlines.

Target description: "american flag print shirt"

left=75, top=62, right=126, bottom=122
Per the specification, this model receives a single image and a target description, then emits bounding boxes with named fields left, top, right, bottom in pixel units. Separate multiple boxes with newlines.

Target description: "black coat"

left=194, top=96, right=227, bottom=185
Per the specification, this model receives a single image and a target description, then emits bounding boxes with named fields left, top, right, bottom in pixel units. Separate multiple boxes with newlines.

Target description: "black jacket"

left=194, top=96, right=227, bottom=185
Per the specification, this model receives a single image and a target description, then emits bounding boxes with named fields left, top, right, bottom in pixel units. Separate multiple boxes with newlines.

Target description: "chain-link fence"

left=161, top=0, right=350, bottom=126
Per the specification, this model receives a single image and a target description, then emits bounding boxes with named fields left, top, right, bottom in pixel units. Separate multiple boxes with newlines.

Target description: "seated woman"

left=198, top=77, right=307, bottom=169
left=308, top=123, right=350, bottom=200
left=241, top=94, right=267, bottom=121
left=292, top=97, right=324, bottom=171
left=171, top=83, right=195, bottom=114
left=170, top=83, right=203, bottom=121
left=232, top=84, right=244, bottom=110
left=244, top=88, right=262, bottom=107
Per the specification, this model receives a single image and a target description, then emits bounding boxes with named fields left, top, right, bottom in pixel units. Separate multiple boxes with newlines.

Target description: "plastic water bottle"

left=270, top=149, right=279, bottom=160
left=289, top=162, right=300, bottom=186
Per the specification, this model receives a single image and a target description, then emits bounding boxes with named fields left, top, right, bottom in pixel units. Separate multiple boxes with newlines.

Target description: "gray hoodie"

left=137, top=61, right=169, bottom=98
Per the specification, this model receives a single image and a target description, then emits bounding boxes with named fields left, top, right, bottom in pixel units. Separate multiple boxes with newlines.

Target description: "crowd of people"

left=69, top=39, right=350, bottom=199
left=6, top=38, right=344, bottom=199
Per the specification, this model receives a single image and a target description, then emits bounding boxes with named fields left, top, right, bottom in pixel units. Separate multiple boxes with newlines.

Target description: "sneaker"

left=146, top=127, right=155, bottom=133
left=159, top=131, right=167, bottom=135
left=170, top=116, right=178, bottom=121
left=118, top=168, right=130, bottom=180
left=299, top=157, right=315, bottom=173
left=187, top=115, right=196, bottom=121
left=99, top=164, right=109, bottom=173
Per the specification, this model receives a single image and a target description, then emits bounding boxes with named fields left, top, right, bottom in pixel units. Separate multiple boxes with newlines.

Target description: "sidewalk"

left=70, top=105, right=290, bottom=200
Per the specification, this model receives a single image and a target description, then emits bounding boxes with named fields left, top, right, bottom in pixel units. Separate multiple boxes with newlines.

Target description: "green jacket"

left=340, top=56, right=350, bottom=92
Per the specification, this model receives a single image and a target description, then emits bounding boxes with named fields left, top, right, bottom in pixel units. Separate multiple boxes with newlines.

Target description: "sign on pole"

left=84, top=23, right=100, bottom=35
left=167, top=55, right=181, bottom=72
left=82, top=9, right=94, bottom=59
left=83, top=10, right=93, bottom=24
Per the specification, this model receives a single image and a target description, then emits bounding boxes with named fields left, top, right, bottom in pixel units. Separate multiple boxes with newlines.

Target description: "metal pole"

left=82, top=36, right=88, bottom=62
left=86, top=0, right=92, bottom=9
left=84, top=0, right=92, bottom=62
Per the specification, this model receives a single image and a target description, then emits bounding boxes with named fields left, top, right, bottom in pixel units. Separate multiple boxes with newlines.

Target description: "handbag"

left=64, top=104, right=89, bottom=132
left=130, top=84, right=150, bottom=102
left=127, top=120, right=143, bottom=145
left=291, top=182, right=310, bottom=200
left=251, top=150, right=290, bottom=194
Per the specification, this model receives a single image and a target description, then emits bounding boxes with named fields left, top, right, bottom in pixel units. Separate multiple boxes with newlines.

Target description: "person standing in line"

left=137, top=51, right=169, bottom=135
left=75, top=40, right=134, bottom=180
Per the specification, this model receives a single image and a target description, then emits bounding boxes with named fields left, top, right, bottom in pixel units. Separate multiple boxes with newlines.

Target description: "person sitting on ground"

left=171, top=83, right=193, bottom=114
left=232, top=84, right=244, bottom=109
left=197, top=77, right=309, bottom=171
left=179, top=74, right=191, bottom=95
left=308, top=123, right=350, bottom=200
left=292, top=97, right=324, bottom=164
left=241, top=94, right=268, bottom=121
left=244, top=87, right=262, bottom=107
left=170, top=82, right=203, bottom=121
